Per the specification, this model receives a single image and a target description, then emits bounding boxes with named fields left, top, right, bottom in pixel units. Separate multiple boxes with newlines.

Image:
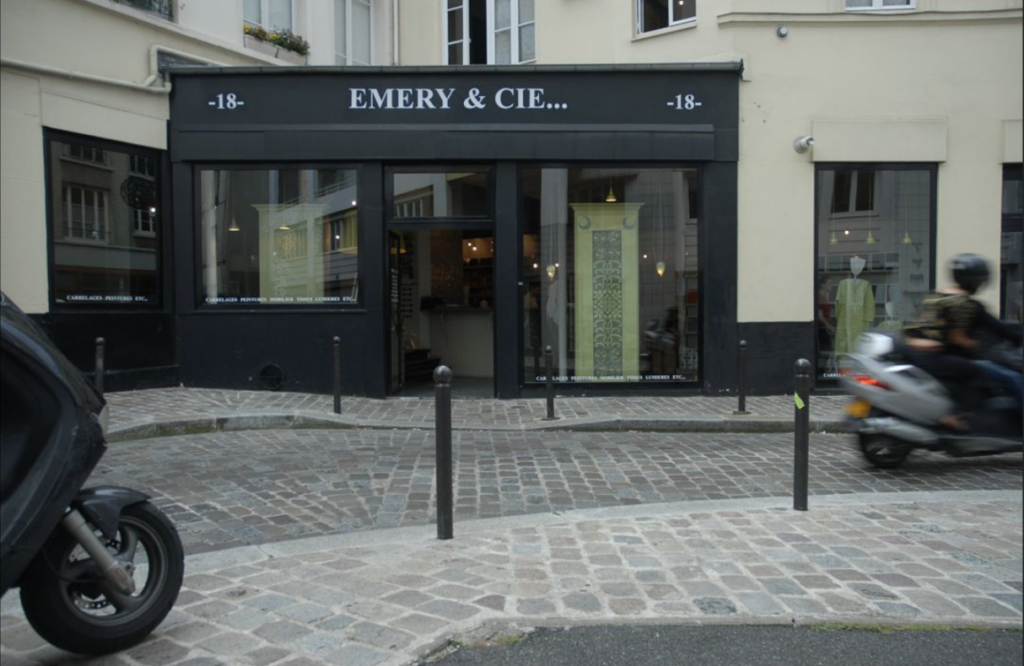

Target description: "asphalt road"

left=427, top=625, right=1024, bottom=666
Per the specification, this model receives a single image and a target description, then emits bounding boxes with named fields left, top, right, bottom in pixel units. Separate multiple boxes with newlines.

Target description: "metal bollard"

left=434, top=366, right=454, bottom=540
left=333, top=337, right=342, bottom=415
left=94, top=337, right=105, bottom=396
left=734, top=339, right=749, bottom=415
left=793, top=358, right=812, bottom=511
left=544, top=346, right=557, bottom=421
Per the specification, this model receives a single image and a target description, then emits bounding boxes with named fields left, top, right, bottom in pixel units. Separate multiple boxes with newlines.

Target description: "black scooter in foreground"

left=1, top=292, right=183, bottom=654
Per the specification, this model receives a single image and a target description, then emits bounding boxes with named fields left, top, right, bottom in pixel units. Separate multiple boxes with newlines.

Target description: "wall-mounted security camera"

left=776, top=25, right=789, bottom=39
left=793, top=136, right=814, bottom=153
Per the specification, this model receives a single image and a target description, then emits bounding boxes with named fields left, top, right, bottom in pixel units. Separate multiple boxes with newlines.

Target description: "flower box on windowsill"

left=243, top=35, right=308, bottom=65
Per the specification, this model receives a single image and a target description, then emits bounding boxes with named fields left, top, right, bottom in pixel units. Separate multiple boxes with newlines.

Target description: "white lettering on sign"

left=350, top=88, right=457, bottom=110
left=347, top=87, right=570, bottom=112
left=496, top=88, right=547, bottom=110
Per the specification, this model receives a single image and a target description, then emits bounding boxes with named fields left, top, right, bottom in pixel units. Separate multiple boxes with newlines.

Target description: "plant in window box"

left=243, top=24, right=310, bottom=62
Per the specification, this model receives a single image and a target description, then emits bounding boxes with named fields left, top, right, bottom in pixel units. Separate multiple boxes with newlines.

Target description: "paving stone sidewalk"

left=2, top=492, right=1020, bottom=666
left=102, top=388, right=851, bottom=440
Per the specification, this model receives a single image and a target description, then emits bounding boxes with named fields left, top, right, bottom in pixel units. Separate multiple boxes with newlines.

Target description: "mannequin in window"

left=835, top=255, right=876, bottom=356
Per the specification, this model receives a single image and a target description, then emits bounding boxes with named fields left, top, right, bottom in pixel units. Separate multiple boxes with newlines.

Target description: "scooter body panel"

left=843, top=331, right=1022, bottom=465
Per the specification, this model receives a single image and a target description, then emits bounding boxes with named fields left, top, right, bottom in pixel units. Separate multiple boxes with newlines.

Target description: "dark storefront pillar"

left=494, top=161, right=520, bottom=399
left=702, top=161, right=739, bottom=395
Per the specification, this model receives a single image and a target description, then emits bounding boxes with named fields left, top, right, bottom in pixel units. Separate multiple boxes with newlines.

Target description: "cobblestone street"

left=92, top=429, right=1023, bottom=554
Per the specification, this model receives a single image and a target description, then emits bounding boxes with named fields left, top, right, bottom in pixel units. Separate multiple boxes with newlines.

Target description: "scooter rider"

left=903, top=253, right=1023, bottom=430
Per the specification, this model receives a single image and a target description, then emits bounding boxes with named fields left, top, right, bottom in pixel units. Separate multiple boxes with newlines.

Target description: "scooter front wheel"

left=859, top=433, right=912, bottom=469
left=20, top=501, right=184, bottom=655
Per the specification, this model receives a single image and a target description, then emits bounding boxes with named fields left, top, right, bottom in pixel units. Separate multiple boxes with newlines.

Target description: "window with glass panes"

left=445, top=0, right=534, bottom=65
left=244, top=0, right=292, bottom=30
left=335, top=0, right=373, bottom=66
left=845, top=0, right=915, bottom=10
left=638, top=0, right=696, bottom=34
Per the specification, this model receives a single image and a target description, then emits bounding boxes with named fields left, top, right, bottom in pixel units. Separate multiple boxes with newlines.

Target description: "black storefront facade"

left=167, top=65, right=745, bottom=399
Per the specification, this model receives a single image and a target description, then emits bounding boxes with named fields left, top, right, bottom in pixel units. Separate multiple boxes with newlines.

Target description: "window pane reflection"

left=50, top=138, right=161, bottom=305
left=522, top=167, right=700, bottom=384
left=392, top=170, right=489, bottom=218
left=199, top=168, right=359, bottom=305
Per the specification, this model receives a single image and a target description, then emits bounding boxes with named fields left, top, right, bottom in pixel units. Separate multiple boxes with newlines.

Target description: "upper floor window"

left=445, top=0, right=535, bottom=65
left=846, top=0, right=915, bottom=10
left=335, top=0, right=373, bottom=66
left=493, top=0, right=534, bottom=64
left=115, top=0, right=173, bottom=21
left=638, top=0, right=695, bottom=34
left=245, top=0, right=292, bottom=30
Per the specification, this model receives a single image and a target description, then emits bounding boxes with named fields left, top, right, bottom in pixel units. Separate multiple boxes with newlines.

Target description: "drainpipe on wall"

left=1, top=45, right=228, bottom=95
left=1, top=56, right=171, bottom=94
left=392, top=0, right=400, bottom=65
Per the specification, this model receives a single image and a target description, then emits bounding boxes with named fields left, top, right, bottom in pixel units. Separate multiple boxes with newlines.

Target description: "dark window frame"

left=44, top=129, right=166, bottom=312
left=1000, top=164, right=1022, bottom=321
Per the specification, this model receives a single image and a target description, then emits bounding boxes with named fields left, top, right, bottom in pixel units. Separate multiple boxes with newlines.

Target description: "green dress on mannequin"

left=835, top=256, right=876, bottom=356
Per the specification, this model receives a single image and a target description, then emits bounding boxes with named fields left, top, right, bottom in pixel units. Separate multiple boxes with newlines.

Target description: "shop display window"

left=522, top=167, right=700, bottom=384
left=198, top=168, right=360, bottom=306
left=816, top=167, right=935, bottom=379
left=48, top=134, right=162, bottom=307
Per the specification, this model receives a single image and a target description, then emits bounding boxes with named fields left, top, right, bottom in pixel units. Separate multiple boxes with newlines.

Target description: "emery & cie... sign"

left=169, top=65, right=741, bottom=161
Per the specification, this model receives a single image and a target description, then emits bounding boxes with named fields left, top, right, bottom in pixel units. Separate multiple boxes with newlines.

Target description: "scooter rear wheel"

left=19, top=501, right=184, bottom=655
left=859, top=433, right=912, bottom=469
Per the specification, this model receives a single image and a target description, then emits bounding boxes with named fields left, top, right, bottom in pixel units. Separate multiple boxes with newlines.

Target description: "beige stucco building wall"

left=398, top=0, right=1023, bottom=320
left=2, top=0, right=1019, bottom=326
left=0, top=0, right=345, bottom=313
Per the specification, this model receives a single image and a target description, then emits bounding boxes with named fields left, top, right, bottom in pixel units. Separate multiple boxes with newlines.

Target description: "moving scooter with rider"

left=842, top=254, right=1022, bottom=468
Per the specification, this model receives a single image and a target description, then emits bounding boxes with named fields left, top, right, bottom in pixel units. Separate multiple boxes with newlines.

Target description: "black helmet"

left=950, top=253, right=990, bottom=294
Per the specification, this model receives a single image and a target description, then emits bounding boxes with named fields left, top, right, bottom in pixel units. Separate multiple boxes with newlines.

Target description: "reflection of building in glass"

left=50, top=140, right=159, bottom=304
left=200, top=169, right=360, bottom=305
